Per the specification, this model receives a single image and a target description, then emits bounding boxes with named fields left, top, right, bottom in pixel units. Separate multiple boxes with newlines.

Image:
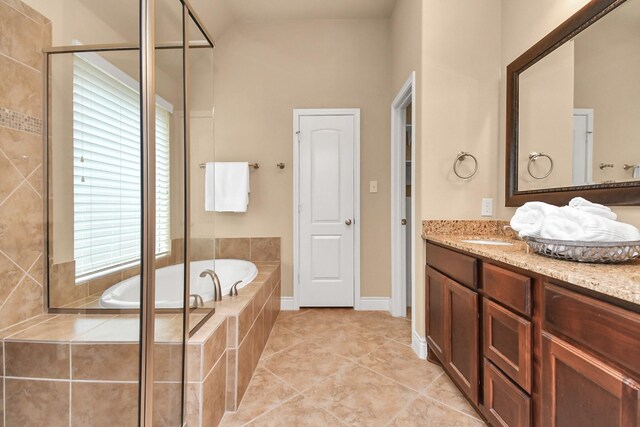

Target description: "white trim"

left=412, top=330, right=428, bottom=360
left=572, top=108, right=594, bottom=185
left=292, top=108, right=361, bottom=311
left=390, top=72, right=416, bottom=321
left=358, top=297, right=390, bottom=311
left=280, top=297, right=295, bottom=311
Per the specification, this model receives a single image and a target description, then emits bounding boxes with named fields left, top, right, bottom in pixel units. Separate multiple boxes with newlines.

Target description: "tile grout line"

left=0, top=50, right=42, bottom=74
left=383, top=393, right=422, bottom=427
left=421, top=394, right=487, bottom=423
left=0, top=0, right=46, bottom=27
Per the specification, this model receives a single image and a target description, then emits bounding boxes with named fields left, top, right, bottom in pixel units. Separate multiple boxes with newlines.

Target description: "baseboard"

left=280, top=297, right=295, bottom=311
left=358, top=297, right=390, bottom=311
left=412, top=330, right=427, bottom=360
left=280, top=296, right=390, bottom=311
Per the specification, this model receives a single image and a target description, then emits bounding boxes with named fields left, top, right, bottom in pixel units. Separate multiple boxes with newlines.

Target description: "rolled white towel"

left=510, top=201, right=562, bottom=238
left=540, top=206, right=640, bottom=242
left=568, top=197, right=617, bottom=220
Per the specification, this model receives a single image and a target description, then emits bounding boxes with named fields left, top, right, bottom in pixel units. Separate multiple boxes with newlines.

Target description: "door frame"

left=572, top=108, right=594, bottom=185
left=292, top=109, right=361, bottom=310
left=390, top=72, right=416, bottom=318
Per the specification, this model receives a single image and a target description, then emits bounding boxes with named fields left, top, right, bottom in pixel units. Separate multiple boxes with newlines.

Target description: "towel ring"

left=527, top=152, right=554, bottom=179
left=453, top=151, right=478, bottom=179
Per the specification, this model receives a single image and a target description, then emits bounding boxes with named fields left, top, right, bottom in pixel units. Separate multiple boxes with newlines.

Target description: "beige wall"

left=518, top=42, right=574, bottom=190
left=0, top=0, right=50, bottom=327
left=210, top=19, right=392, bottom=298
left=412, top=0, right=501, bottom=337
left=497, top=0, right=640, bottom=226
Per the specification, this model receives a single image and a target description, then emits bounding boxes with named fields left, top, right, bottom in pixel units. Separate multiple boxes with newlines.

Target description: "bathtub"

left=99, top=259, right=258, bottom=309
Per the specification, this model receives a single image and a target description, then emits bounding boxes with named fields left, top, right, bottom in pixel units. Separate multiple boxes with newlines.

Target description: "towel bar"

left=199, top=162, right=259, bottom=170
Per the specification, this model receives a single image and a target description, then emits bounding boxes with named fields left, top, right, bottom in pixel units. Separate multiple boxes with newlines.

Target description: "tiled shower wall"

left=0, top=0, right=49, bottom=329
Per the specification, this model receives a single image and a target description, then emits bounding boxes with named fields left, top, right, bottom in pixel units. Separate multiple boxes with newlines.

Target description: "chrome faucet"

left=199, top=269, right=222, bottom=302
left=228, top=281, right=242, bottom=297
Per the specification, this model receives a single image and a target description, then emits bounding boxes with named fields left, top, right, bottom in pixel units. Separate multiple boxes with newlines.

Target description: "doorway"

left=293, top=109, right=361, bottom=309
left=391, top=73, right=416, bottom=320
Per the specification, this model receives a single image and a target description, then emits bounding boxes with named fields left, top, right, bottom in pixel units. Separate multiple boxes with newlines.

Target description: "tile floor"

left=219, top=308, right=486, bottom=426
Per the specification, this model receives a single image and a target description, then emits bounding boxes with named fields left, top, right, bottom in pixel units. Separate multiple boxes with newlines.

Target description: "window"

left=73, top=55, right=171, bottom=278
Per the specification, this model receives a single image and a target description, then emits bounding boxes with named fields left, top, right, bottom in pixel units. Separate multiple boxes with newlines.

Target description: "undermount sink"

left=460, top=239, right=514, bottom=246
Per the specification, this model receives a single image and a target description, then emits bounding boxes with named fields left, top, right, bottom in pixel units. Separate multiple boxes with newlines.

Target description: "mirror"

left=506, top=0, right=640, bottom=206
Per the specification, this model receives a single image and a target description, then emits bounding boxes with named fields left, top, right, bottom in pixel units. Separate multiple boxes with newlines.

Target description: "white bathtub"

left=99, top=259, right=258, bottom=309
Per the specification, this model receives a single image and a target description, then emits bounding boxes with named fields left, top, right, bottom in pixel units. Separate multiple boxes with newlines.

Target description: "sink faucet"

left=199, top=269, right=222, bottom=302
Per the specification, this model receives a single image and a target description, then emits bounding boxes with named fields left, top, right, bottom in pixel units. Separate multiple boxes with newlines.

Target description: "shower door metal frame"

left=40, top=0, right=214, bottom=424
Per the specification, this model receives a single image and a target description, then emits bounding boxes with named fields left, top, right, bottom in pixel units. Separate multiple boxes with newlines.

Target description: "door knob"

left=345, top=219, right=352, bottom=226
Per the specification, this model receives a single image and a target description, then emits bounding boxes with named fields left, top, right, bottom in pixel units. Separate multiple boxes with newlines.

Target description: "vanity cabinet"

left=425, top=244, right=479, bottom=405
left=425, top=240, right=640, bottom=427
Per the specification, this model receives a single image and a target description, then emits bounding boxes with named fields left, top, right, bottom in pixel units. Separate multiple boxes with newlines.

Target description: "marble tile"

left=216, top=238, right=251, bottom=260
left=250, top=237, right=280, bottom=262
left=252, top=308, right=265, bottom=369
left=0, top=125, right=43, bottom=179
left=191, top=238, right=215, bottom=261
left=1, top=0, right=48, bottom=25
left=220, top=366, right=297, bottom=426
left=201, top=354, right=227, bottom=427
left=0, top=249, right=26, bottom=306
left=71, top=382, right=138, bottom=427
left=246, top=394, right=345, bottom=427
left=304, top=364, right=417, bottom=426
left=388, top=395, right=485, bottom=427
left=0, top=1, right=43, bottom=69
left=0, top=275, right=42, bottom=330
left=261, top=342, right=353, bottom=392
left=353, top=311, right=413, bottom=344
left=226, top=348, right=238, bottom=411
left=188, top=343, right=203, bottom=382
left=5, top=341, right=69, bottom=379
left=5, top=378, right=69, bottom=427
left=186, top=382, right=201, bottom=427
left=154, top=343, right=184, bottom=382
left=0, top=313, right=55, bottom=339
left=0, top=148, right=23, bottom=205
left=261, top=324, right=304, bottom=360
left=274, top=310, right=355, bottom=338
left=0, top=54, right=42, bottom=118
left=9, top=315, right=110, bottom=342
left=424, top=373, right=482, bottom=420
left=153, top=381, right=183, bottom=427
left=316, top=325, right=389, bottom=361
left=27, top=252, right=44, bottom=286
left=72, top=343, right=139, bottom=381
left=26, top=163, right=42, bottom=196
left=71, top=316, right=139, bottom=343
left=0, top=182, right=42, bottom=271
left=237, top=323, right=255, bottom=403
left=50, top=260, right=87, bottom=308
left=358, top=340, right=444, bottom=392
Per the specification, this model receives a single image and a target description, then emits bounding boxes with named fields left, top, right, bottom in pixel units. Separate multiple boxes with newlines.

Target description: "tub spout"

left=228, top=281, right=242, bottom=297
left=189, top=294, right=204, bottom=308
left=199, top=269, right=222, bottom=302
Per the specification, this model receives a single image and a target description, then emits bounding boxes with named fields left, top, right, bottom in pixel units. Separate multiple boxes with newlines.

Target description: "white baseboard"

left=412, top=330, right=427, bottom=360
left=357, top=297, right=390, bottom=311
left=280, top=296, right=390, bottom=312
left=280, top=297, right=295, bottom=311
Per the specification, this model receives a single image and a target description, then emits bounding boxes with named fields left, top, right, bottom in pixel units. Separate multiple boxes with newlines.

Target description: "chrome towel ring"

left=453, top=151, right=478, bottom=179
left=527, top=152, right=554, bottom=179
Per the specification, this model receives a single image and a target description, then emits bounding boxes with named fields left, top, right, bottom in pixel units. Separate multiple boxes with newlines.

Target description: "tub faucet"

left=199, top=269, right=222, bottom=302
left=189, top=294, right=204, bottom=309
left=228, top=281, right=242, bottom=297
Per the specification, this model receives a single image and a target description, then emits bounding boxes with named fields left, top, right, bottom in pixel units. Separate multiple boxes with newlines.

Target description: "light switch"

left=481, top=198, right=493, bottom=217
left=369, top=181, right=378, bottom=193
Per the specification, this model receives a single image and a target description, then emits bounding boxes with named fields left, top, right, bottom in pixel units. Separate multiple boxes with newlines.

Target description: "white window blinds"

left=73, top=55, right=171, bottom=277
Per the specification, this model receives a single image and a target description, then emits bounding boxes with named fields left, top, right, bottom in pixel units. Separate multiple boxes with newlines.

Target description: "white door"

left=572, top=109, right=594, bottom=185
left=297, top=112, right=358, bottom=307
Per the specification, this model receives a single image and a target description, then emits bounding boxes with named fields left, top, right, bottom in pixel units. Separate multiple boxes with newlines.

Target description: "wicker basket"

left=523, top=237, right=640, bottom=264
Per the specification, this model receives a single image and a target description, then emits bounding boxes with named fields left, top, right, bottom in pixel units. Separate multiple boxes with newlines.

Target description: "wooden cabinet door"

left=425, top=266, right=446, bottom=362
left=445, top=278, right=479, bottom=405
left=542, top=332, right=640, bottom=427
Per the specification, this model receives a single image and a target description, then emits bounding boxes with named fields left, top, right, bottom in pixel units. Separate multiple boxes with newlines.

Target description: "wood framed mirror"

left=506, top=0, right=640, bottom=207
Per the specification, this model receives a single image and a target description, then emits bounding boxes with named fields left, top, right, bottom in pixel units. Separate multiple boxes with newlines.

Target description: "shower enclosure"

left=43, top=0, right=215, bottom=424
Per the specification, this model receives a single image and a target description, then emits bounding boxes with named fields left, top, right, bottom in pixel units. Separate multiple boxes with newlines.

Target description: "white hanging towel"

left=204, top=162, right=250, bottom=212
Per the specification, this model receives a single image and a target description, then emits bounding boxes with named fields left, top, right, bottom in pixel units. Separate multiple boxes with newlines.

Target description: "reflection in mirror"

left=517, top=0, right=640, bottom=192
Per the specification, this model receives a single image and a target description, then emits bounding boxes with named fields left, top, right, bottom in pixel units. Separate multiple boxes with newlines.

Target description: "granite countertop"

left=422, top=220, right=640, bottom=306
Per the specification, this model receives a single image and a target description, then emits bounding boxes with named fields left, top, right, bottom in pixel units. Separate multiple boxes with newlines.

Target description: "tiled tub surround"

left=423, top=220, right=640, bottom=306
left=0, top=0, right=51, bottom=330
left=50, top=237, right=279, bottom=309
left=0, top=261, right=281, bottom=426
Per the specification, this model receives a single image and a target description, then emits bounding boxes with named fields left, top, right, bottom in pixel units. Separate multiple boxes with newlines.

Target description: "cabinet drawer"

left=483, top=359, right=531, bottom=427
left=544, top=283, right=640, bottom=378
left=483, top=263, right=531, bottom=316
left=426, top=243, right=478, bottom=289
left=483, top=299, right=532, bottom=393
